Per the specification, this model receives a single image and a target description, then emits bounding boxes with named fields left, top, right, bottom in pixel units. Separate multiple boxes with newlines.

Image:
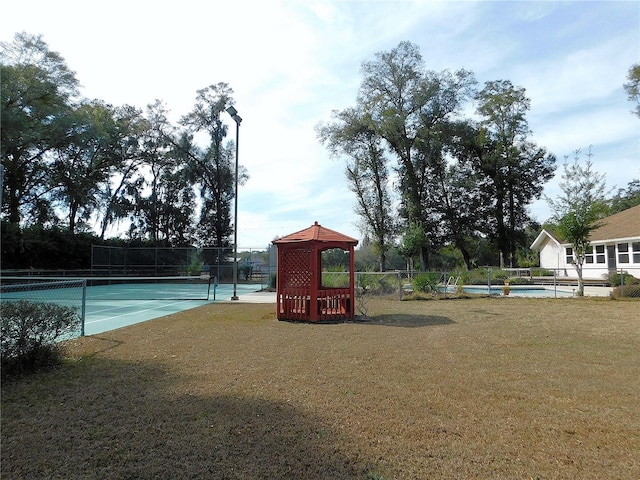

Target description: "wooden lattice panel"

left=280, top=247, right=312, bottom=288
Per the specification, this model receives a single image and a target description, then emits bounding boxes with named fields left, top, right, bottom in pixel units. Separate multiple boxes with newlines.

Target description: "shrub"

left=490, top=270, right=511, bottom=284
left=453, top=270, right=471, bottom=285
left=531, top=269, right=555, bottom=277
left=355, top=273, right=377, bottom=294
left=1, top=300, right=81, bottom=380
left=374, top=274, right=398, bottom=295
left=610, top=284, right=640, bottom=299
left=187, top=259, right=203, bottom=276
left=353, top=273, right=398, bottom=297
left=355, top=274, right=377, bottom=316
left=413, top=272, right=441, bottom=293
left=241, top=264, right=254, bottom=280
left=322, top=271, right=349, bottom=288
left=607, top=270, right=640, bottom=287
left=1, top=224, right=96, bottom=270
left=463, top=268, right=511, bottom=285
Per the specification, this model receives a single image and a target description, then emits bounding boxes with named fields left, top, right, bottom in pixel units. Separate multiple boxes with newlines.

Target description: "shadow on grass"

left=282, top=314, right=454, bottom=328
left=1, top=357, right=381, bottom=479
left=353, top=314, right=454, bottom=328
left=66, top=335, right=125, bottom=356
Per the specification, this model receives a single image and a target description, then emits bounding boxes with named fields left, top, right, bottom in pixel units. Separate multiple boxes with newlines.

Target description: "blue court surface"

left=84, top=283, right=262, bottom=335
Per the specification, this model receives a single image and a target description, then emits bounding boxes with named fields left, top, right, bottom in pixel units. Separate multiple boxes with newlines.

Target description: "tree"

left=317, top=107, right=396, bottom=271
left=609, top=179, right=640, bottom=214
left=1, top=33, right=79, bottom=225
left=0, top=33, right=79, bottom=98
left=319, top=44, right=557, bottom=271
left=547, top=147, right=610, bottom=295
left=50, top=101, right=133, bottom=234
left=96, top=104, right=147, bottom=239
left=126, top=101, right=195, bottom=244
left=475, top=80, right=556, bottom=267
left=427, top=157, right=484, bottom=270
left=2, top=33, right=251, bottom=250
left=180, top=83, right=248, bottom=247
left=414, top=119, right=491, bottom=270
left=397, top=223, right=428, bottom=273
left=354, top=41, right=477, bottom=270
left=624, top=63, right=640, bottom=118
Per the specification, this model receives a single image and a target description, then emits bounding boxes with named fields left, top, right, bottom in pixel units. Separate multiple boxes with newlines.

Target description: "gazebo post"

left=349, top=243, right=356, bottom=318
left=310, top=245, right=320, bottom=322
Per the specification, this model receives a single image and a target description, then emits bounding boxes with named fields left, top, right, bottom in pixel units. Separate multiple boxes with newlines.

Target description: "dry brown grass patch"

left=2, top=298, right=639, bottom=479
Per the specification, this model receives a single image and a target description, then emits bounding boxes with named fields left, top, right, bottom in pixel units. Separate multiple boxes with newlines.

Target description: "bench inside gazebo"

left=273, top=222, right=358, bottom=322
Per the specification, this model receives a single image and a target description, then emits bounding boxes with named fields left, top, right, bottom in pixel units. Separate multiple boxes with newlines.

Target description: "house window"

left=618, top=243, right=629, bottom=264
left=595, top=245, right=606, bottom=264
left=565, top=247, right=573, bottom=264
left=633, top=242, right=640, bottom=264
left=585, top=245, right=594, bottom=264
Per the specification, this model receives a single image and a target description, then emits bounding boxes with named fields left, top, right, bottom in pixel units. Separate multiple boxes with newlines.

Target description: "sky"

left=3, top=0, right=639, bottom=250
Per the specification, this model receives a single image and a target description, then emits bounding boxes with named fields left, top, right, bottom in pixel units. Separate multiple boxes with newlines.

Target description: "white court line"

left=87, top=300, right=164, bottom=318
left=85, top=299, right=191, bottom=325
left=86, top=299, right=159, bottom=316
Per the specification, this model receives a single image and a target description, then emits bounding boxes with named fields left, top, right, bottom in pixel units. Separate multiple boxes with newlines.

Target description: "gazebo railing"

left=278, top=289, right=310, bottom=321
left=317, top=288, right=351, bottom=321
left=278, top=287, right=352, bottom=321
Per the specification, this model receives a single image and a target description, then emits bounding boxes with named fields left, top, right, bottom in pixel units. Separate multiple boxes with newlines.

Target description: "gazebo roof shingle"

left=273, top=221, right=358, bottom=245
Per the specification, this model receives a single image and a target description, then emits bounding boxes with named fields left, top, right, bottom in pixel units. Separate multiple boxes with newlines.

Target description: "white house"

left=531, top=205, right=640, bottom=281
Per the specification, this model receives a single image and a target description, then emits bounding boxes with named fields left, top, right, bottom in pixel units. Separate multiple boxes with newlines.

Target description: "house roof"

left=273, top=221, right=359, bottom=245
left=530, top=228, right=561, bottom=251
left=589, top=204, right=640, bottom=242
left=531, top=205, right=640, bottom=250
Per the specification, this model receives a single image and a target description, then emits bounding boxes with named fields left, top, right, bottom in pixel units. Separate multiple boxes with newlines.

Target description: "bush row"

left=1, top=222, right=195, bottom=271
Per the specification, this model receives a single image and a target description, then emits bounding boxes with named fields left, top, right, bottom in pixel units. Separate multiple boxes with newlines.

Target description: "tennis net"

left=0, top=275, right=213, bottom=301
left=1, top=278, right=87, bottom=337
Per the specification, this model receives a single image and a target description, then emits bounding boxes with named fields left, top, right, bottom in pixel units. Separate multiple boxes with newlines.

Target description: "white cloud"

left=533, top=104, right=638, bottom=155
left=512, top=38, right=637, bottom=117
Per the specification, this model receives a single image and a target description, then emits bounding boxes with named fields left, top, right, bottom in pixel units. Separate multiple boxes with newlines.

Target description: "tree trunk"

left=456, top=239, right=472, bottom=270
left=379, top=249, right=386, bottom=272
left=419, top=245, right=429, bottom=271
left=69, top=201, right=78, bottom=234
left=575, top=261, right=585, bottom=296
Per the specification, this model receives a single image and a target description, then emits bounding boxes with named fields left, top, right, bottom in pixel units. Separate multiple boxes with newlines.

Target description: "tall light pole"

left=226, top=106, right=242, bottom=300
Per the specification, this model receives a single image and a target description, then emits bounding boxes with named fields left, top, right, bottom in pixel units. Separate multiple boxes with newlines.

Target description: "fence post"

left=81, top=279, right=87, bottom=336
left=398, top=271, right=403, bottom=301
left=487, top=267, right=491, bottom=295
left=620, top=269, right=625, bottom=298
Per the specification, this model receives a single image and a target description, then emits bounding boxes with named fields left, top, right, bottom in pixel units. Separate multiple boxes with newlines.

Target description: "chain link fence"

left=321, top=267, right=639, bottom=309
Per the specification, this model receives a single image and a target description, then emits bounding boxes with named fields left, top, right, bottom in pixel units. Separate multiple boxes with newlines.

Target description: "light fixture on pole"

left=226, top=105, right=242, bottom=301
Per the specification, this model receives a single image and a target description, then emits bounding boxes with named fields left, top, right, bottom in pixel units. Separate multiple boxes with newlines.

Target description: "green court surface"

left=1, top=279, right=263, bottom=337
left=83, top=283, right=261, bottom=335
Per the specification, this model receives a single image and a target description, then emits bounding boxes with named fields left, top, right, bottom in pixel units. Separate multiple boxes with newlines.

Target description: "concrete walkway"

left=576, top=286, right=613, bottom=297
left=227, top=291, right=277, bottom=303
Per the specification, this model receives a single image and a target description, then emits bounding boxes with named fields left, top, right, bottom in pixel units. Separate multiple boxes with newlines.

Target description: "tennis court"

left=1, top=277, right=264, bottom=336
left=83, top=283, right=263, bottom=335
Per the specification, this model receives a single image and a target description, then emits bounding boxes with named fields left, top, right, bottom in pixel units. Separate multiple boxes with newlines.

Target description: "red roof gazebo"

left=273, top=222, right=358, bottom=322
